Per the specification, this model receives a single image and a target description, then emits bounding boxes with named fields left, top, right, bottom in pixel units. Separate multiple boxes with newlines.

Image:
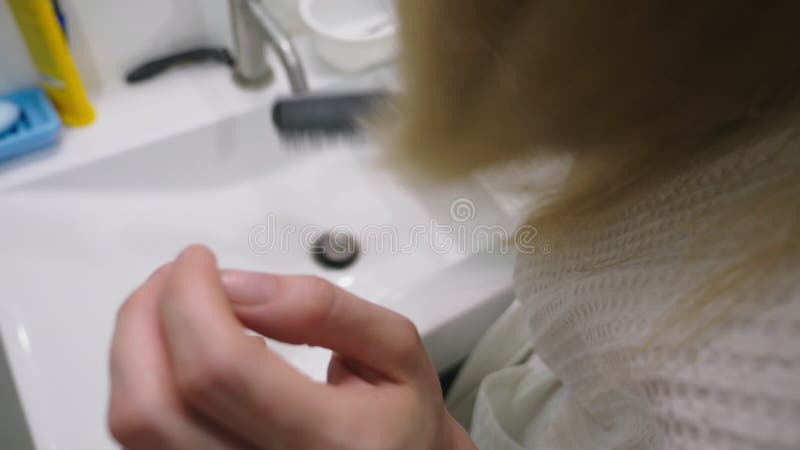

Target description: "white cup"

left=299, top=0, right=397, bottom=72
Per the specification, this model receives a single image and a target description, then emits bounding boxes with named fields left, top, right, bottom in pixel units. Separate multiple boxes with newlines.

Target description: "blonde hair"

left=389, top=0, right=800, bottom=340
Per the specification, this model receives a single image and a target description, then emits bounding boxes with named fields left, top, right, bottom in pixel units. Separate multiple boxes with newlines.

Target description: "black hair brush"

left=271, top=90, right=390, bottom=139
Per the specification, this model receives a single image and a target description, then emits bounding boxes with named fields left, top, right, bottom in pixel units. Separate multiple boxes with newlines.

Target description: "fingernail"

left=221, top=270, right=279, bottom=305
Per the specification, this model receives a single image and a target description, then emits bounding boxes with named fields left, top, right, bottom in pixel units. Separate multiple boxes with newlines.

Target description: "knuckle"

left=392, top=316, right=422, bottom=354
left=304, top=275, right=336, bottom=300
left=299, top=275, right=338, bottom=323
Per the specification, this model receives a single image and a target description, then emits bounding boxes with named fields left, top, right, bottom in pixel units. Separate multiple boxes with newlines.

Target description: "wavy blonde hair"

left=389, top=0, right=800, bottom=341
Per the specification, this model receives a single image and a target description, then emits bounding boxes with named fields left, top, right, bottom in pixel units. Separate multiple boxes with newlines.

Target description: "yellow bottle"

left=7, top=0, right=95, bottom=126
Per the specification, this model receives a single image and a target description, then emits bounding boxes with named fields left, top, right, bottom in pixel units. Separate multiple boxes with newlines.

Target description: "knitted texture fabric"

left=463, top=128, right=800, bottom=449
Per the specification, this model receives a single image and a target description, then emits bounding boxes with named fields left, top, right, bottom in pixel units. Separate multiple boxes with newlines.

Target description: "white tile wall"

left=0, top=1, right=38, bottom=94
left=0, top=0, right=304, bottom=95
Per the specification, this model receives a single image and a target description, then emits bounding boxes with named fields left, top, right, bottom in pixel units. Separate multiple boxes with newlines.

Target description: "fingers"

left=222, top=270, right=432, bottom=382
left=158, top=246, right=335, bottom=445
left=108, top=264, right=252, bottom=450
left=326, top=353, right=384, bottom=386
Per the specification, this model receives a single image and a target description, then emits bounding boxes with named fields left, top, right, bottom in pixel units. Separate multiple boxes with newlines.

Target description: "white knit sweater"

left=446, top=129, right=800, bottom=450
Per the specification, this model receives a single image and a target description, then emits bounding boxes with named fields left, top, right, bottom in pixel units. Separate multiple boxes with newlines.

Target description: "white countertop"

left=0, top=37, right=396, bottom=191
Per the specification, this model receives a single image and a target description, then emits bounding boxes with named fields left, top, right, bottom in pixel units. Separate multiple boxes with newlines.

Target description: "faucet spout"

left=229, top=0, right=309, bottom=94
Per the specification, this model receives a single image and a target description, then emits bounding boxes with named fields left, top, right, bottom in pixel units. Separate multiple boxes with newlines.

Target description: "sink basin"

left=0, top=104, right=514, bottom=449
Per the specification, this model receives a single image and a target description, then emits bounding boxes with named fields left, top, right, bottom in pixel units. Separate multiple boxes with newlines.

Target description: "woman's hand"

left=108, top=245, right=475, bottom=450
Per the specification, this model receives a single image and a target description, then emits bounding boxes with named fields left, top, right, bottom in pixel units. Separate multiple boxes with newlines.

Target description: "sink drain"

left=311, top=231, right=359, bottom=269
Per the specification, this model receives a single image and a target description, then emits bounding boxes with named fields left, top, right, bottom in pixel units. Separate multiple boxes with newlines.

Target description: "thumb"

left=221, top=270, right=431, bottom=382
left=158, top=247, right=334, bottom=444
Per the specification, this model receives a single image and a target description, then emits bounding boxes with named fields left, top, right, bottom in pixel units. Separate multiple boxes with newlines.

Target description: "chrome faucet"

left=228, top=0, right=309, bottom=94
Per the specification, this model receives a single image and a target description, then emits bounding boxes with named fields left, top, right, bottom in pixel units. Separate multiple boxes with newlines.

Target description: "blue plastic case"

left=0, top=86, right=62, bottom=163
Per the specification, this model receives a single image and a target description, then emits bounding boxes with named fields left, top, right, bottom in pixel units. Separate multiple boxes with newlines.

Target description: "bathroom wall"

left=0, top=1, right=38, bottom=94
left=0, top=0, right=304, bottom=95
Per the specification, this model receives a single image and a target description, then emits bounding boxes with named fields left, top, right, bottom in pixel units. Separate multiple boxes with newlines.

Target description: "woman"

left=108, top=1, right=800, bottom=449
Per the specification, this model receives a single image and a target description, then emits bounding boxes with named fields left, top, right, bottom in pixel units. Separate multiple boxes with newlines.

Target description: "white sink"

left=0, top=103, right=514, bottom=449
